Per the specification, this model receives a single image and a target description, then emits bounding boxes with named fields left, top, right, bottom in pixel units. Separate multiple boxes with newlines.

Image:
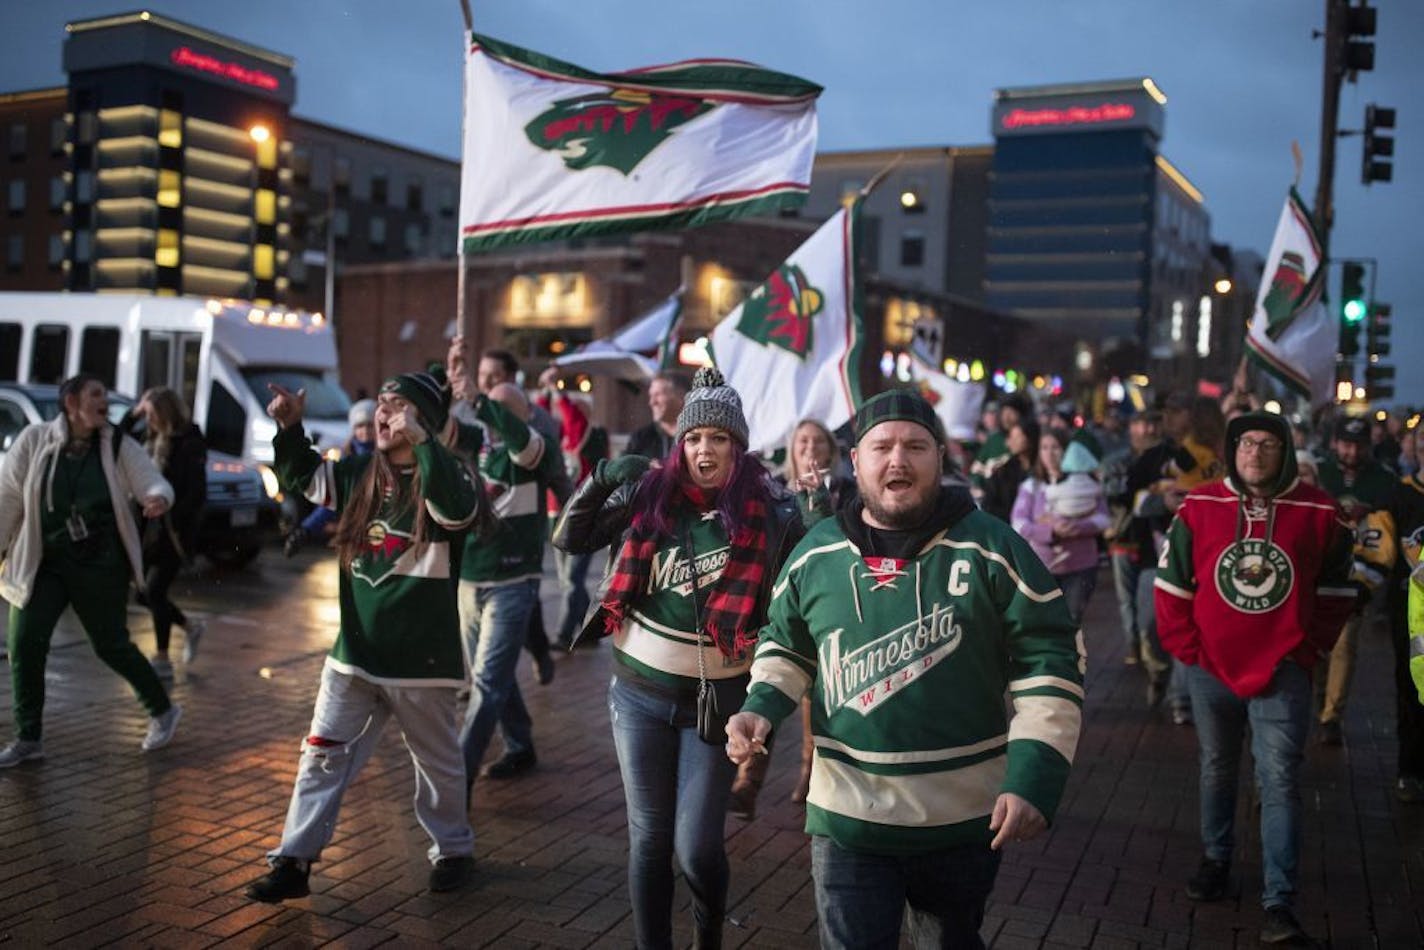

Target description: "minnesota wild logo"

left=1261, top=251, right=1309, bottom=340
left=350, top=519, right=414, bottom=588
left=1214, top=538, right=1294, bottom=613
left=735, top=264, right=823, bottom=359
left=524, top=88, right=715, bottom=175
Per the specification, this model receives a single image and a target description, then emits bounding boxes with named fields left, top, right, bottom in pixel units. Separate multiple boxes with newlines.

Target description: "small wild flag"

left=460, top=34, right=821, bottom=252
left=1244, top=190, right=1336, bottom=407
left=709, top=198, right=865, bottom=455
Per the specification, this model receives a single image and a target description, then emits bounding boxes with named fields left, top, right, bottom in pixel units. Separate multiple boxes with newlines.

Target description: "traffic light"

left=1343, top=2, right=1377, bottom=75
left=1362, top=104, right=1395, bottom=185
left=1366, top=302, right=1392, bottom=357
left=1365, top=362, right=1395, bottom=401
left=1340, top=260, right=1368, bottom=324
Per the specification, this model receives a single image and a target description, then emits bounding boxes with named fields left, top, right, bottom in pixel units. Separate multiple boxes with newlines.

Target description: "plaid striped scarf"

left=601, top=482, right=768, bottom=657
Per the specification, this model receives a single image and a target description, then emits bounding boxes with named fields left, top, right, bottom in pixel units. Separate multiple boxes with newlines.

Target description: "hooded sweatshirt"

left=1154, top=412, right=1356, bottom=698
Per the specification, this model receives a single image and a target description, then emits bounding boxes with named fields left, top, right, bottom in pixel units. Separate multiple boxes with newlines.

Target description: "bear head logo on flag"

left=734, top=263, right=823, bottom=359
left=524, top=88, right=715, bottom=175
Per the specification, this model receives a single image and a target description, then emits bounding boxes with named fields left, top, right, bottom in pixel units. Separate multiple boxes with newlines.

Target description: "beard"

left=860, top=481, right=939, bottom=530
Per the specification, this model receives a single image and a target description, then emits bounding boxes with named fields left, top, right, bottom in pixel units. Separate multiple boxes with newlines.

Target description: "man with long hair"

left=246, top=371, right=481, bottom=902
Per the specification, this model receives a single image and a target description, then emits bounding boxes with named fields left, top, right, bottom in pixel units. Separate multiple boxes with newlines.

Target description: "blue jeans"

left=1139, top=568, right=1188, bottom=709
left=608, top=675, right=735, bottom=950
left=554, top=547, right=593, bottom=644
left=459, top=579, right=538, bottom=782
left=1110, top=552, right=1142, bottom=657
left=810, top=835, right=1001, bottom=949
left=1056, top=567, right=1097, bottom=626
left=1186, top=661, right=1312, bottom=910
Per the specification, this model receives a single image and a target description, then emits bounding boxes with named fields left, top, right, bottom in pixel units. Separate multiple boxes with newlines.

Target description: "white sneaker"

left=150, top=656, right=174, bottom=681
left=142, top=704, right=183, bottom=752
left=0, top=739, right=43, bottom=768
left=182, top=619, right=206, bottom=665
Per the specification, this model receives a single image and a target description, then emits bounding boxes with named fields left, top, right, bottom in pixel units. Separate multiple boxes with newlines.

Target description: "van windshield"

left=241, top=369, right=350, bottom=420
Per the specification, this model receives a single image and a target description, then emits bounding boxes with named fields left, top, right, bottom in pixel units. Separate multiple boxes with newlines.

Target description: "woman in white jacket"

left=0, top=373, right=181, bottom=767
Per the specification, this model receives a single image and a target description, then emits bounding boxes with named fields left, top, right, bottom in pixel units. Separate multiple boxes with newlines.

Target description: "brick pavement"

left=0, top=553, right=1420, bottom=948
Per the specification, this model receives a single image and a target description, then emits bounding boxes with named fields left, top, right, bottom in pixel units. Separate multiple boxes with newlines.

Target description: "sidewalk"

left=0, top=557, right=1420, bottom=947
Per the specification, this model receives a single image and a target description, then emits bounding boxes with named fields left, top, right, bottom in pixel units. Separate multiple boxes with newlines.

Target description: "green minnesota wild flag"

left=709, top=198, right=865, bottom=455
left=460, top=33, right=821, bottom=252
left=1244, top=189, right=1335, bottom=407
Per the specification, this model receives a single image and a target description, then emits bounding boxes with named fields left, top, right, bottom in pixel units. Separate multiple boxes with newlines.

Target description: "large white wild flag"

left=460, top=34, right=821, bottom=251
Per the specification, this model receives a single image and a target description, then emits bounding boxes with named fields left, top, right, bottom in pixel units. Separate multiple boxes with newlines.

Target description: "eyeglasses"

left=1236, top=436, right=1283, bottom=454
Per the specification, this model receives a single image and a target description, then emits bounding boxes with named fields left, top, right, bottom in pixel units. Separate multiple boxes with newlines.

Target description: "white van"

left=0, top=292, right=352, bottom=466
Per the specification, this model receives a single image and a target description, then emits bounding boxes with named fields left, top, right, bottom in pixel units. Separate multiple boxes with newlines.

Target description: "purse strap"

left=681, top=523, right=711, bottom=692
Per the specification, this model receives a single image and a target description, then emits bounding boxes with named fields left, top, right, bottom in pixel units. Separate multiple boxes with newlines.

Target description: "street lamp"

left=1213, top=278, right=1233, bottom=294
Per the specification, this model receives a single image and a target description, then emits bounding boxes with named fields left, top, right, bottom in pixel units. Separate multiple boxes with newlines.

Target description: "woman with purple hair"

left=553, top=366, right=803, bottom=949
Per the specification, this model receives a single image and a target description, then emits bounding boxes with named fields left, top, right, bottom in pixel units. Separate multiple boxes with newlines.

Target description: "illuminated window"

left=254, top=188, right=276, bottom=225
left=507, top=272, right=591, bottom=326
left=882, top=297, right=922, bottom=347
left=157, top=169, right=180, bottom=208
left=709, top=275, right=758, bottom=319
left=156, top=228, right=179, bottom=268
left=158, top=109, right=182, bottom=148
left=254, top=134, right=277, bottom=171
left=254, top=243, right=274, bottom=279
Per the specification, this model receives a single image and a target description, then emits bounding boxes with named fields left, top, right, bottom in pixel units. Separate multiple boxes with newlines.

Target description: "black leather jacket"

left=551, top=472, right=806, bottom=647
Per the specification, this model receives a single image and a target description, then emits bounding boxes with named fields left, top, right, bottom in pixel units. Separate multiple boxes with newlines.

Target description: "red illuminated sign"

left=1001, top=103, right=1136, bottom=130
left=169, top=46, right=280, bottom=92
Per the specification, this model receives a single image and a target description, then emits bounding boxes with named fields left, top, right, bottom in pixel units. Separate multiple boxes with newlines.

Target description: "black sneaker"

left=428, top=855, right=474, bottom=893
left=1186, top=857, right=1230, bottom=901
left=1259, top=905, right=1309, bottom=945
left=245, top=857, right=311, bottom=903
left=481, top=749, right=537, bottom=779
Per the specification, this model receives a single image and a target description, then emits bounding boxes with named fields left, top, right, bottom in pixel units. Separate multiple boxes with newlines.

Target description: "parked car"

left=0, top=383, right=278, bottom=568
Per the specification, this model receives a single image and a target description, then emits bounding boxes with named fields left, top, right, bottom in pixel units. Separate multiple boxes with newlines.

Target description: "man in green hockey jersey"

left=727, top=389, right=1084, bottom=949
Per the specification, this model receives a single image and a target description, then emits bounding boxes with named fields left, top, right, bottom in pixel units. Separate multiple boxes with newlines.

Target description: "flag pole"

left=455, top=0, right=474, bottom=339
left=859, top=153, right=904, bottom=199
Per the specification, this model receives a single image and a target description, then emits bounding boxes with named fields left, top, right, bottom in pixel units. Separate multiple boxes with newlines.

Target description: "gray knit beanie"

left=675, top=366, right=749, bottom=447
